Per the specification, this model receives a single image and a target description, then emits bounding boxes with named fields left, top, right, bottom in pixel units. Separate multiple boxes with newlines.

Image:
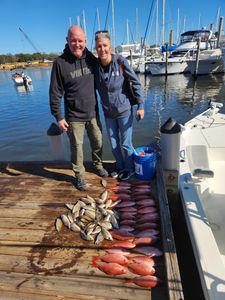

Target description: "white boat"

left=179, top=102, right=225, bottom=300
left=146, top=29, right=219, bottom=76
left=186, top=48, right=224, bottom=75
left=12, top=73, right=32, bottom=86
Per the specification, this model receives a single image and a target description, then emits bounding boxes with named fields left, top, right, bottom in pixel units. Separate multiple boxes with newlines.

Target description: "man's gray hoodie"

left=49, top=44, right=98, bottom=122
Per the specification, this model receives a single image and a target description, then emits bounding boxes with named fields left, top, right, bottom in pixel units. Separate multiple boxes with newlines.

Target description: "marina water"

left=1, top=68, right=225, bottom=162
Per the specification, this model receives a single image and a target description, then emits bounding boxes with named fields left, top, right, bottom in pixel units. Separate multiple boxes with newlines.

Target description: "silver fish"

left=101, top=227, right=113, bottom=241
left=70, top=222, right=81, bottom=232
left=100, top=189, right=108, bottom=202
left=100, top=221, right=112, bottom=230
left=61, top=214, right=71, bottom=229
left=55, top=218, right=63, bottom=232
left=67, top=212, right=74, bottom=224
left=111, top=214, right=119, bottom=229
left=101, top=178, right=107, bottom=188
left=105, top=199, right=113, bottom=209
left=65, top=203, right=74, bottom=211
left=80, top=230, right=94, bottom=241
left=95, top=231, right=104, bottom=244
left=72, top=202, right=81, bottom=214
left=92, top=225, right=102, bottom=234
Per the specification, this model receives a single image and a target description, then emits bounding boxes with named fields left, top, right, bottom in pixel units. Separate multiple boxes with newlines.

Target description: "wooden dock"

left=0, top=161, right=183, bottom=300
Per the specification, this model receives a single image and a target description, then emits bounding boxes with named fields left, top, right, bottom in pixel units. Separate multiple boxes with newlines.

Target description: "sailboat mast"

left=162, top=0, right=165, bottom=45
left=156, top=0, right=158, bottom=45
left=126, top=19, right=130, bottom=44
left=136, top=8, right=138, bottom=42
left=97, top=8, right=101, bottom=30
left=176, top=8, right=180, bottom=43
left=111, top=0, right=115, bottom=48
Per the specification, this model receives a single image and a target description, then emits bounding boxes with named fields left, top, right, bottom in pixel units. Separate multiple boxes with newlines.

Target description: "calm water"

left=1, top=68, right=225, bottom=162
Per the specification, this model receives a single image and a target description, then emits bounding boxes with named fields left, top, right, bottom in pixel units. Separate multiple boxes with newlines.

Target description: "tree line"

left=0, top=52, right=60, bottom=64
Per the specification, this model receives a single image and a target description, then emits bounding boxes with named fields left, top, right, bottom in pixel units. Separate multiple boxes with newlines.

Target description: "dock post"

left=193, top=38, right=200, bottom=78
left=129, top=49, right=133, bottom=67
left=216, top=16, right=224, bottom=48
left=165, top=43, right=169, bottom=76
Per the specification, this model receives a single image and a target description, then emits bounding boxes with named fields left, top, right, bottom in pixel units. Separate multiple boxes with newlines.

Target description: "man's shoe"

left=75, top=176, right=87, bottom=191
left=118, top=170, right=134, bottom=181
left=110, top=169, right=123, bottom=178
left=95, top=167, right=108, bottom=177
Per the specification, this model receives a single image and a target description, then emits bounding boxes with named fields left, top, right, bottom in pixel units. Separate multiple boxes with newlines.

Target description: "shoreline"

left=0, top=63, right=53, bottom=72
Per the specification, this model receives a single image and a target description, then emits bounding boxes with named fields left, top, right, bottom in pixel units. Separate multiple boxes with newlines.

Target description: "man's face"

left=67, top=31, right=86, bottom=58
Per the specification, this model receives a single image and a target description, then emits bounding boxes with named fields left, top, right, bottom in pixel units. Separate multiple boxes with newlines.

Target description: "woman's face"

left=95, top=37, right=111, bottom=63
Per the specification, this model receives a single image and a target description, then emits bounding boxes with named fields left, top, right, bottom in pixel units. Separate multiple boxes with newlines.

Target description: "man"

left=49, top=26, right=108, bottom=191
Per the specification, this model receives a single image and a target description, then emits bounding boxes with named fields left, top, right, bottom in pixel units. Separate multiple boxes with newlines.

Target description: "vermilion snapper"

left=128, top=263, right=156, bottom=275
left=135, top=222, right=159, bottom=230
left=110, top=229, right=135, bottom=241
left=92, top=254, right=129, bottom=266
left=92, top=261, right=127, bottom=275
left=124, top=275, right=161, bottom=288
left=117, top=206, right=137, bottom=212
left=136, top=199, right=157, bottom=206
left=133, top=236, right=159, bottom=246
left=127, top=255, right=155, bottom=266
left=106, top=241, right=136, bottom=249
left=137, top=206, right=158, bottom=214
left=132, top=246, right=163, bottom=256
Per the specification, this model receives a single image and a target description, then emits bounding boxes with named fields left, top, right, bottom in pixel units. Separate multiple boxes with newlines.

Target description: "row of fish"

left=91, top=179, right=163, bottom=288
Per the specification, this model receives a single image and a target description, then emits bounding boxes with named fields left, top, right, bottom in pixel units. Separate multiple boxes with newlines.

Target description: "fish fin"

left=92, top=256, right=100, bottom=267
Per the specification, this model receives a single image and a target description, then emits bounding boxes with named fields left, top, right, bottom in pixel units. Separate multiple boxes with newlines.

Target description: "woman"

left=94, top=30, right=145, bottom=180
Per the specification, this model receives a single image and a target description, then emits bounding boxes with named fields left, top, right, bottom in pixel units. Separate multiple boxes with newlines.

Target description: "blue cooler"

left=133, top=146, right=157, bottom=180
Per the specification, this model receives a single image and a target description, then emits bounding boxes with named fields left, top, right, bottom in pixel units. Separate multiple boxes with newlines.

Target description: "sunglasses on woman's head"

left=95, top=30, right=110, bottom=40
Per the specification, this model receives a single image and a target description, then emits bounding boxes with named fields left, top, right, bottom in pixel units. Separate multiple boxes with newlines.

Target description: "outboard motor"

left=160, top=117, right=181, bottom=171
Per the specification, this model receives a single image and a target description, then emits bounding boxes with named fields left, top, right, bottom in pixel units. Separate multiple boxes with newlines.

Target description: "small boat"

left=12, top=72, right=32, bottom=86
left=179, top=102, right=225, bottom=300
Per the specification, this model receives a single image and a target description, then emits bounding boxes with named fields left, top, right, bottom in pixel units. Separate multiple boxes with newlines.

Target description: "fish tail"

left=124, top=278, right=132, bottom=284
left=92, top=256, right=100, bottom=267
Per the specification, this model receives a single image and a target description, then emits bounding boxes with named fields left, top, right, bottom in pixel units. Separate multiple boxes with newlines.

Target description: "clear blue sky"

left=0, top=0, right=224, bottom=54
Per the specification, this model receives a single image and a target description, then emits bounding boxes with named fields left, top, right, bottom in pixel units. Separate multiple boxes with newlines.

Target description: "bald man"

left=50, top=26, right=108, bottom=191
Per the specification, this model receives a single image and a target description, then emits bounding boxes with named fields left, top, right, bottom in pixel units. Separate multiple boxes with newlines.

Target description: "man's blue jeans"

left=105, top=113, right=134, bottom=172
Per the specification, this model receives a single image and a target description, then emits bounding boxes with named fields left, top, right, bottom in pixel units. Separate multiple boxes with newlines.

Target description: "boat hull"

left=146, top=58, right=189, bottom=75
left=12, top=76, right=32, bottom=86
left=179, top=106, right=225, bottom=300
left=186, top=48, right=224, bottom=75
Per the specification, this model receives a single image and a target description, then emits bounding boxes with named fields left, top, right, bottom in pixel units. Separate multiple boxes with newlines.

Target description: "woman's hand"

left=136, top=109, right=145, bottom=121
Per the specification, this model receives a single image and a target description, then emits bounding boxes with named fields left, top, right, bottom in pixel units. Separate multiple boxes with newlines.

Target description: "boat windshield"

left=180, top=30, right=211, bottom=43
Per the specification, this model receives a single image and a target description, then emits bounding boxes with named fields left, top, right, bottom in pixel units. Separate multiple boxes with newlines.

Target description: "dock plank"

left=0, top=161, right=182, bottom=300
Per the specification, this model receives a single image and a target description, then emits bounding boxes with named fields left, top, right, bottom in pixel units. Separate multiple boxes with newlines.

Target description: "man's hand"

left=58, top=119, right=69, bottom=132
left=136, top=109, right=144, bottom=121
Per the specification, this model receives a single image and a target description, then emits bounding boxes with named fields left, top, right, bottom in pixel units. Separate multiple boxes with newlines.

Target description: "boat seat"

left=186, top=145, right=214, bottom=178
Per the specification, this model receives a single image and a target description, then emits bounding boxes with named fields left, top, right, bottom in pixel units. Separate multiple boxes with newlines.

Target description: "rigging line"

left=140, top=0, right=155, bottom=53
left=91, top=11, right=97, bottom=51
left=104, top=0, right=111, bottom=30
